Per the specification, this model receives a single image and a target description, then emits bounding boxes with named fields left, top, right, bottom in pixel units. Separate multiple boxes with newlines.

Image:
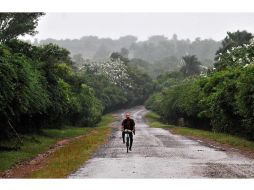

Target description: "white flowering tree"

left=80, top=58, right=133, bottom=89
left=215, top=39, right=254, bottom=70
left=77, top=52, right=154, bottom=111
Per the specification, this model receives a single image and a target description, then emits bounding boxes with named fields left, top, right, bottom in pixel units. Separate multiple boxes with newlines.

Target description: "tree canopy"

left=215, top=30, right=253, bottom=60
left=180, top=55, right=202, bottom=76
left=0, top=13, right=44, bottom=43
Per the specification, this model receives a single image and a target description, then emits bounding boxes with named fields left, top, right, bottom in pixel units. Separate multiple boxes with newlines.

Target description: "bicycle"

left=124, top=129, right=133, bottom=153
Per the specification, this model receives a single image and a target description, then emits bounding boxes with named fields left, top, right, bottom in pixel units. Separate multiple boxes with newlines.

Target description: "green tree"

left=0, top=13, right=45, bottom=43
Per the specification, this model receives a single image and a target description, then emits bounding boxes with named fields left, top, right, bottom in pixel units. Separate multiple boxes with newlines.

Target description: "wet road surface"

left=69, top=106, right=254, bottom=178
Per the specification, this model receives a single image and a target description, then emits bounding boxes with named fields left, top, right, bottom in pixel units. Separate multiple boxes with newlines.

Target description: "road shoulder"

left=145, top=111, right=254, bottom=160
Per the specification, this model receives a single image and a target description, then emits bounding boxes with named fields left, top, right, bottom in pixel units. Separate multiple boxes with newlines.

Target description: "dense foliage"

left=0, top=39, right=154, bottom=141
left=0, top=13, right=155, bottom=144
left=146, top=35, right=254, bottom=140
left=0, top=40, right=101, bottom=139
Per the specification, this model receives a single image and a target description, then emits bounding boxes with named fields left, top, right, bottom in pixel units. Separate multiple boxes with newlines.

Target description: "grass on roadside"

left=27, top=114, right=114, bottom=178
left=145, top=111, right=254, bottom=151
left=0, top=135, right=56, bottom=173
left=43, top=127, right=92, bottom=139
left=0, top=114, right=114, bottom=175
left=0, top=127, right=91, bottom=173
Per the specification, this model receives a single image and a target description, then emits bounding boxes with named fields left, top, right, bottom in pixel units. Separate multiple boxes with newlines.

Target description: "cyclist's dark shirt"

left=122, top=118, right=135, bottom=130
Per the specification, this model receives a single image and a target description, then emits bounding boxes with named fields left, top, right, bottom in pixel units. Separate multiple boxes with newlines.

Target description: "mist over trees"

left=35, top=34, right=221, bottom=77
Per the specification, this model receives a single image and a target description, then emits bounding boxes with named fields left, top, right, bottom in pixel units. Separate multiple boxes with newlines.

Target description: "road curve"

left=69, top=106, right=254, bottom=178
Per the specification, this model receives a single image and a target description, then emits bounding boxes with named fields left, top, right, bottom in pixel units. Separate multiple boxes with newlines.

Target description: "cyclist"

left=121, top=112, right=135, bottom=151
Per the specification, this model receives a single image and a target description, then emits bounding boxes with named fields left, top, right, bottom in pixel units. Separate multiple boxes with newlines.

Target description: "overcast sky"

left=23, top=13, right=254, bottom=42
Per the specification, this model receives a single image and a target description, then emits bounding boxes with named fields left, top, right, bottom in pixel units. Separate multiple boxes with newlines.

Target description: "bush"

left=198, top=68, right=242, bottom=134
left=236, top=64, right=254, bottom=139
left=0, top=45, right=50, bottom=135
left=146, top=66, right=254, bottom=140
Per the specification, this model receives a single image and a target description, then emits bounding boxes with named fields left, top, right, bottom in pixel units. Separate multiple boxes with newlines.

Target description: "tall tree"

left=0, top=13, right=45, bottom=43
left=180, top=55, right=201, bottom=76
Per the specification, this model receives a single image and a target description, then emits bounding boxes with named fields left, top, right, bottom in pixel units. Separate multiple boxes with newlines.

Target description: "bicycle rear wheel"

left=126, top=136, right=129, bottom=153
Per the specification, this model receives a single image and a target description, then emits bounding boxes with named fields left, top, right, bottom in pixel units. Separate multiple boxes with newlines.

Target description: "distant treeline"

left=35, top=35, right=221, bottom=68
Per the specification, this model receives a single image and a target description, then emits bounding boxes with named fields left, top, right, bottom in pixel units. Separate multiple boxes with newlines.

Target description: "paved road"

left=69, top=106, right=254, bottom=178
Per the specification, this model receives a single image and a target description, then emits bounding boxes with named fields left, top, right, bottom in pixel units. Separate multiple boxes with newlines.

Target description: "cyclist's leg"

left=129, top=132, right=133, bottom=149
